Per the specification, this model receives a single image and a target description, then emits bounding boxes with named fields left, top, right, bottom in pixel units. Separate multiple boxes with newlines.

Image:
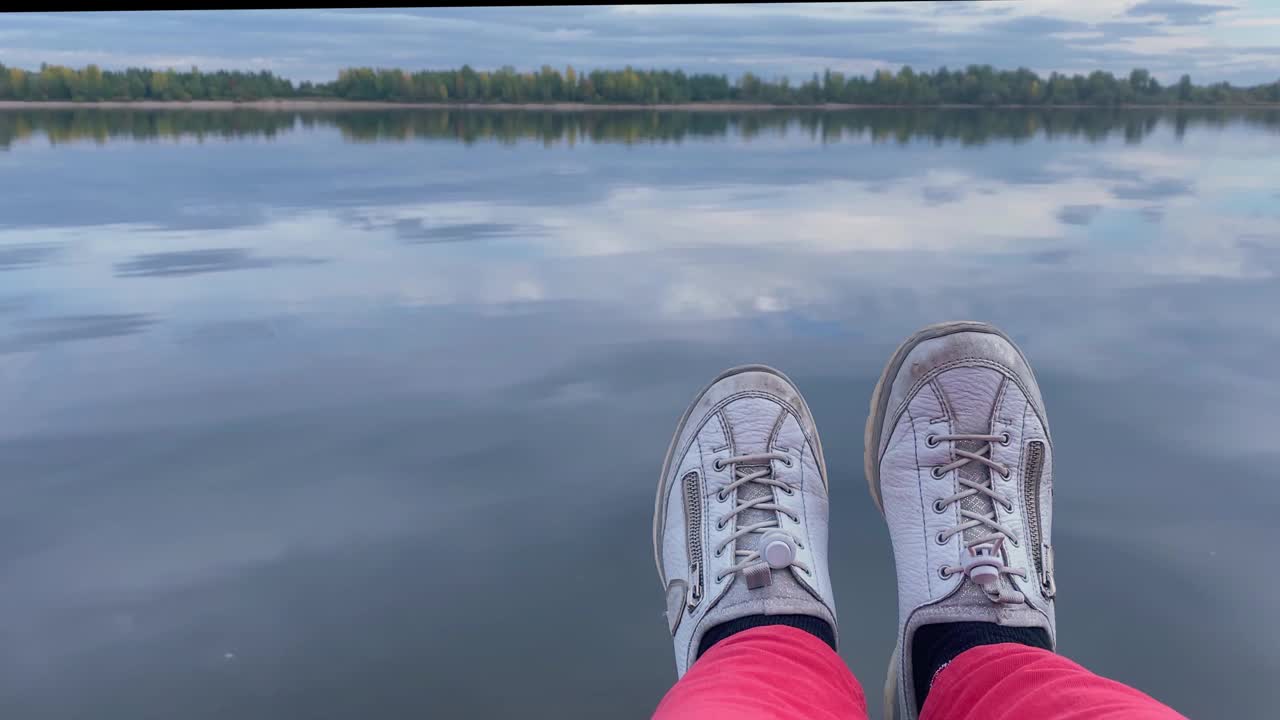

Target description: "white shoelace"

left=931, top=433, right=1028, bottom=597
left=712, top=452, right=809, bottom=582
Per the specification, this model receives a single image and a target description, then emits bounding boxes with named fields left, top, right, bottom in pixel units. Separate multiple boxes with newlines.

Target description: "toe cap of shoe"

left=878, top=323, right=1048, bottom=457
left=673, top=365, right=822, bottom=467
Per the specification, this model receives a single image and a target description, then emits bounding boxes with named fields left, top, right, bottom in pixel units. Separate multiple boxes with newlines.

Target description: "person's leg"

left=866, top=321, right=1063, bottom=718
left=654, top=625, right=867, bottom=720
left=652, top=366, right=853, bottom=716
left=923, top=644, right=1187, bottom=720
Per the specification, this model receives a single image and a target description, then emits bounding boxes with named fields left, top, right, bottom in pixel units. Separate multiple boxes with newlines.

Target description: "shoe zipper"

left=1022, top=441, right=1055, bottom=598
left=682, top=471, right=705, bottom=610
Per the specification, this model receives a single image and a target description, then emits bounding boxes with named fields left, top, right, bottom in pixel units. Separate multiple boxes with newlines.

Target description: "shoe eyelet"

left=925, top=434, right=939, bottom=448
left=716, top=518, right=727, bottom=530
left=938, top=566, right=953, bottom=580
left=714, top=547, right=724, bottom=558
left=1002, top=500, right=1014, bottom=512
left=935, top=531, right=948, bottom=545
left=717, top=489, right=728, bottom=502
left=931, top=466, right=946, bottom=479
left=999, top=466, right=1011, bottom=479
left=932, top=499, right=947, bottom=513
left=713, top=459, right=725, bottom=471
left=781, top=457, right=794, bottom=468
left=715, top=574, right=725, bottom=585
left=1000, top=432, right=1011, bottom=446
left=781, top=486, right=795, bottom=496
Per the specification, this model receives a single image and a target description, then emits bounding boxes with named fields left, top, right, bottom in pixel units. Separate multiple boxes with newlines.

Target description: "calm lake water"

left=1, top=108, right=1278, bottom=719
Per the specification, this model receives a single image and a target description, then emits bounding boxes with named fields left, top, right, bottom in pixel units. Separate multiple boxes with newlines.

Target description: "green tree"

left=1178, top=74, right=1193, bottom=102
left=0, top=60, right=1273, bottom=107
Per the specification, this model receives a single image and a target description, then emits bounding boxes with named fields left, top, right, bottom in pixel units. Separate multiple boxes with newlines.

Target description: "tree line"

left=5, top=108, right=1278, bottom=150
left=2, top=61, right=1278, bottom=106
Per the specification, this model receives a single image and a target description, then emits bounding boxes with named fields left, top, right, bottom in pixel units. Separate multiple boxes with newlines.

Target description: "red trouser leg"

left=923, top=643, right=1188, bottom=720
left=654, top=630, right=1187, bottom=720
left=652, top=625, right=868, bottom=720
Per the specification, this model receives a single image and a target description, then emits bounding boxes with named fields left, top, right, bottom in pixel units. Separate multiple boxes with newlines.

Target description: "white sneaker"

left=865, top=322, right=1057, bottom=720
left=654, top=365, right=838, bottom=677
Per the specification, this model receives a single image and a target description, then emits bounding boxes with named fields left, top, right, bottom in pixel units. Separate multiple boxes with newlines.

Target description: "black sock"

left=912, top=622, right=1052, bottom=713
left=697, top=614, right=837, bottom=658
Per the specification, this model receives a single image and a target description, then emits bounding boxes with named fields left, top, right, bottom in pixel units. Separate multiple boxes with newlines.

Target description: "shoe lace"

left=713, top=452, right=809, bottom=583
left=932, top=433, right=1028, bottom=600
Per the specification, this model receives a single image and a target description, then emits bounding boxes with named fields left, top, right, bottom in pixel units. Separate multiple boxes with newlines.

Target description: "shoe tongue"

left=955, top=441, right=992, bottom=546
left=944, top=372, right=1011, bottom=599
left=734, top=465, right=772, bottom=554
left=724, top=464, right=808, bottom=600
left=725, top=399, right=779, bottom=551
left=946, top=373, right=1000, bottom=546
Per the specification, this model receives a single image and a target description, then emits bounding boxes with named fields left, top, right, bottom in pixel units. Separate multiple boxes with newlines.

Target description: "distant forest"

left=2, top=62, right=1279, bottom=106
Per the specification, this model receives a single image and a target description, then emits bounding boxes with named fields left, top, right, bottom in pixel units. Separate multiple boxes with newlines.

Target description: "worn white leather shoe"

left=654, top=365, right=838, bottom=677
left=865, top=322, right=1057, bottom=720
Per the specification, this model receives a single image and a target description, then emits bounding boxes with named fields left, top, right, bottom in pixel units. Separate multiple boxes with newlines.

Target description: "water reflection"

left=114, top=248, right=326, bottom=278
left=2, top=107, right=1279, bottom=149
left=0, top=313, right=158, bottom=352
left=391, top=221, right=546, bottom=245
left=0, top=108, right=1276, bottom=720
left=1056, top=204, right=1103, bottom=225
left=0, top=243, right=62, bottom=271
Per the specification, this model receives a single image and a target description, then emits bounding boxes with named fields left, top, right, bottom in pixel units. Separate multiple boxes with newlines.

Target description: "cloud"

left=1084, top=34, right=1214, bottom=57
left=0, top=46, right=280, bottom=72
left=0, top=3, right=1277, bottom=85
left=1127, top=1, right=1239, bottom=25
left=988, top=15, right=1093, bottom=35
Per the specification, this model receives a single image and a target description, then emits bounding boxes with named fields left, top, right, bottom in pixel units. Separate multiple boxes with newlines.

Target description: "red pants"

left=654, top=626, right=1186, bottom=720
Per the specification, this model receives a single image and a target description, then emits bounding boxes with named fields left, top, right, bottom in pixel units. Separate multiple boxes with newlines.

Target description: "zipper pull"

left=687, top=561, right=703, bottom=610
left=1040, top=544, right=1056, bottom=599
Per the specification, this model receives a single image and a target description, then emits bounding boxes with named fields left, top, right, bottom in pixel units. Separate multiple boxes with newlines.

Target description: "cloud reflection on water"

left=0, top=108, right=1277, bottom=720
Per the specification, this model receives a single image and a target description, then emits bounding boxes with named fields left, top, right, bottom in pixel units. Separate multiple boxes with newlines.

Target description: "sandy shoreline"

left=2, top=100, right=1278, bottom=112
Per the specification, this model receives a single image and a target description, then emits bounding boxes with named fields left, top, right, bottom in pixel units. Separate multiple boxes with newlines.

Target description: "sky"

left=2, top=3, right=1279, bottom=86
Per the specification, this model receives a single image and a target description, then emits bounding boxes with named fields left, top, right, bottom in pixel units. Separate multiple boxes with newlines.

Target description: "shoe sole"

left=863, top=320, right=1033, bottom=720
left=884, top=641, right=902, bottom=720
left=653, top=364, right=828, bottom=585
